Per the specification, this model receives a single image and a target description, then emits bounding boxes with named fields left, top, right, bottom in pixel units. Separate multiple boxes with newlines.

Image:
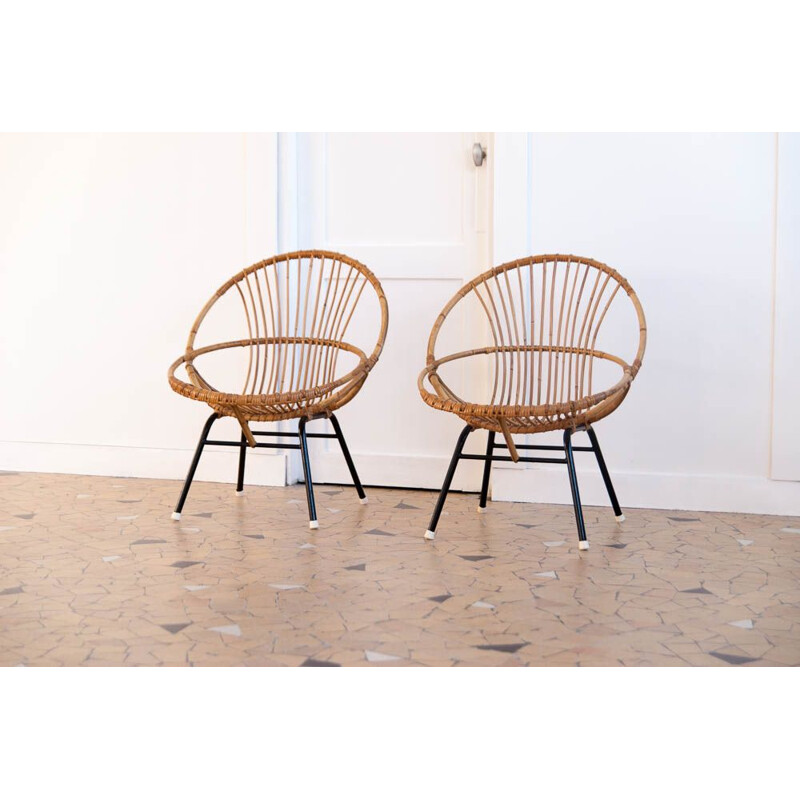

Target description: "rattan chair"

left=418, top=254, right=646, bottom=549
left=168, top=250, right=389, bottom=529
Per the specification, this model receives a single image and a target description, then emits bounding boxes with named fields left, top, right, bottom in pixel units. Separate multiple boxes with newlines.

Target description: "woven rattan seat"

left=419, top=254, right=646, bottom=548
left=168, top=250, right=388, bottom=528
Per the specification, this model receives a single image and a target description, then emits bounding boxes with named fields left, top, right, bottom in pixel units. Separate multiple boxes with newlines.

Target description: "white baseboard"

left=0, top=441, right=287, bottom=486
left=492, top=463, right=800, bottom=516
left=3, top=439, right=797, bottom=516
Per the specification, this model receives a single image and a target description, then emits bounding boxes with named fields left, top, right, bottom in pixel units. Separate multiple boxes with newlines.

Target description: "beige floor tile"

left=1, top=472, right=798, bottom=667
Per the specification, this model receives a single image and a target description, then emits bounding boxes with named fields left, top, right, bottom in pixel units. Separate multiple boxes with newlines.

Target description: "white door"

left=287, top=132, right=492, bottom=490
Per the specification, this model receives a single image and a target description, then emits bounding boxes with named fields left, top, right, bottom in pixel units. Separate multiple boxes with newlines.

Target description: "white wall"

left=492, top=133, right=800, bottom=515
left=0, top=133, right=285, bottom=486
left=2, top=132, right=797, bottom=515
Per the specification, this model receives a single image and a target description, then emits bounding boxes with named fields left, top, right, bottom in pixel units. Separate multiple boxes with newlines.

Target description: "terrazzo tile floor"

left=1, top=471, right=799, bottom=667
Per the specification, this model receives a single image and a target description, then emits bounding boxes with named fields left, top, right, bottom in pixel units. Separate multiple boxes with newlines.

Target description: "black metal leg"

left=329, top=413, right=367, bottom=504
left=478, top=430, right=495, bottom=511
left=425, top=425, right=474, bottom=540
left=298, top=418, right=318, bottom=529
left=564, top=428, right=589, bottom=550
left=235, top=432, right=247, bottom=495
left=585, top=426, right=624, bottom=520
left=173, top=412, right=219, bottom=520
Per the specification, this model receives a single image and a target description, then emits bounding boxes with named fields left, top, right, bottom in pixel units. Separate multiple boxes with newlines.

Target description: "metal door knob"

left=472, top=142, right=487, bottom=167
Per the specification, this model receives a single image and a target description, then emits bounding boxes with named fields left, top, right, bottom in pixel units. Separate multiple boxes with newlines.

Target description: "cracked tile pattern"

left=1, top=472, right=799, bottom=667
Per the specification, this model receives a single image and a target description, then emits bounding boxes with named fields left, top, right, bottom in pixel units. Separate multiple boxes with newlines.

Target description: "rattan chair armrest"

left=168, top=341, right=375, bottom=408
left=417, top=363, right=463, bottom=404
left=418, top=347, right=634, bottom=419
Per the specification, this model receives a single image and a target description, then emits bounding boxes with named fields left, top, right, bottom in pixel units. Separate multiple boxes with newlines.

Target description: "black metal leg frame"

left=172, top=412, right=367, bottom=530
left=424, top=424, right=625, bottom=550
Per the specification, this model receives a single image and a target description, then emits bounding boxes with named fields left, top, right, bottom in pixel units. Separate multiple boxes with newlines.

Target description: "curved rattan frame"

left=169, top=250, right=389, bottom=437
left=419, top=254, right=646, bottom=548
left=418, top=254, right=646, bottom=447
left=167, top=250, right=388, bottom=530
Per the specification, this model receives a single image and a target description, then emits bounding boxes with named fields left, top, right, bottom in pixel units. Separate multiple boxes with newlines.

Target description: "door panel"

left=325, top=133, right=465, bottom=245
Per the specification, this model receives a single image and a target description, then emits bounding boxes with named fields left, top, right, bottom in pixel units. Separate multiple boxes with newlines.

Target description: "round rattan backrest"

left=183, top=250, right=389, bottom=401
left=425, top=254, right=646, bottom=415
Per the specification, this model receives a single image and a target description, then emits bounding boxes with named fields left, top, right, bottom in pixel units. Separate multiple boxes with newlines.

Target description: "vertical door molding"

left=770, top=132, right=800, bottom=480
left=491, top=133, right=536, bottom=493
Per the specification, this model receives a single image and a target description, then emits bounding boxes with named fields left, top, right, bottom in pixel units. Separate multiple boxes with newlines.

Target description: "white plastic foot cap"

left=578, top=540, right=590, bottom=551
left=359, top=497, right=369, bottom=505
left=424, top=530, right=436, bottom=541
left=171, top=512, right=181, bottom=521
left=309, top=520, right=319, bottom=530
left=235, top=490, right=245, bottom=496
left=476, top=506, right=486, bottom=514
left=615, top=513, right=626, bottom=522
